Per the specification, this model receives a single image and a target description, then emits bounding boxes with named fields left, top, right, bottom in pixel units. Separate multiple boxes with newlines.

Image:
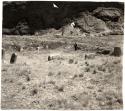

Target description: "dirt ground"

left=1, top=35, right=123, bottom=109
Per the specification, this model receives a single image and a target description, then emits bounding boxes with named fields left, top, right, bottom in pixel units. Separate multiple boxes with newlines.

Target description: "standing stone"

left=10, top=53, right=17, bottom=64
left=48, top=56, right=51, bottom=61
left=2, top=49, right=5, bottom=59
left=111, top=47, right=122, bottom=57
left=2, top=49, right=5, bottom=63
left=74, top=43, right=78, bottom=51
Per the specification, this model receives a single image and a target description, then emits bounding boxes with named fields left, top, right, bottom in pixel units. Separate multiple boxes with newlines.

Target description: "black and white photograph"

left=1, top=0, right=124, bottom=110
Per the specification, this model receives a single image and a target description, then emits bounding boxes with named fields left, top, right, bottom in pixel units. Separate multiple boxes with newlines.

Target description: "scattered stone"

left=79, top=74, right=83, bottom=77
left=26, top=75, right=30, bottom=81
left=106, top=101, right=113, bottom=106
left=74, top=61, right=78, bottom=64
left=106, top=96, right=112, bottom=101
left=57, top=71, right=61, bottom=75
left=71, top=95, right=78, bottom=101
left=58, top=87, right=64, bottom=92
left=87, top=86, right=94, bottom=89
left=17, top=46, right=22, bottom=52
left=85, top=54, right=95, bottom=59
left=98, top=65, right=106, bottom=72
left=48, top=72, right=54, bottom=76
left=97, top=49, right=111, bottom=55
left=93, top=70, right=97, bottom=74
left=113, top=60, right=120, bottom=64
left=85, top=67, right=90, bottom=72
left=85, top=61, right=89, bottom=66
left=48, top=81, right=55, bottom=85
left=98, top=89, right=102, bottom=92
left=72, top=74, right=78, bottom=79
left=48, top=104, right=53, bottom=107
left=17, top=82, right=23, bottom=86
left=22, top=86, right=26, bottom=90
left=32, top=100, right=39, bottom=104
left=10, top=79, right=13, bottom=83
left=116, top=99, right=123, bottom=104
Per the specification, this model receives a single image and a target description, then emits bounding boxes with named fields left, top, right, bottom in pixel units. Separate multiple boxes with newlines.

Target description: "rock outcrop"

left=2, top=1, right=124, bottom=36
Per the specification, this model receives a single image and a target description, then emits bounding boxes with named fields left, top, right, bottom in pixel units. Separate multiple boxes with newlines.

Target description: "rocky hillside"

left=2, top=1, right=124, bottom=36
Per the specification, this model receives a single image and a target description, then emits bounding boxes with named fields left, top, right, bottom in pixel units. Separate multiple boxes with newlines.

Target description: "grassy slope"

left=1, top=35, right=123, bottom=109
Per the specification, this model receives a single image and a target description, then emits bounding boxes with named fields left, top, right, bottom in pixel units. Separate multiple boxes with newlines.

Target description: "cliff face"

left=2, top=1, right=124, bottom=35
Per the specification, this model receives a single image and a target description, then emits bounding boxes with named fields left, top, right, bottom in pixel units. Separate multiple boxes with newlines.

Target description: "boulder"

left=93, top=7, right=121, bottom=21
left=96, top=49, right=111, bottom=55
left=75, top=12, right=110, bottom=34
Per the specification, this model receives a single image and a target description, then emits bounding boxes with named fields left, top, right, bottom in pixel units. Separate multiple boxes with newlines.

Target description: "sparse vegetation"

left=57, top=71, right=61, bottom=76
left=31, top=89, right=38, bottom=96
left=1, top=34, right=123, bottom=110
left=22, top=86, right=26, bottom=90
left=93, top=69, right=97, bottom=74
left=26, top=75, right=30, bottom=81
left=85, top=67, right=90, bottom=72
left=69, top=59, right=74, bottom=64
left=48, top=72, right=54, bottom=76
left=85, top=61, right=89, bottom=66
left=79, top=74, right=83, bottom=77
left=58, top=86, right=64, bottom=92
left=72, top=74, right=78, bottom=79
left=97, top=65, right=106, bottom=72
